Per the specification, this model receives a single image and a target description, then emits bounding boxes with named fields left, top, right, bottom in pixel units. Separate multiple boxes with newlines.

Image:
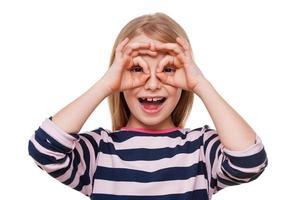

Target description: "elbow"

left=221, top=149, right=268, bottom=183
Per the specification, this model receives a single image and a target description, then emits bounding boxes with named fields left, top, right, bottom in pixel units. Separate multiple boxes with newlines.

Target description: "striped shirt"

left=28, top=116, right=268, bottom=200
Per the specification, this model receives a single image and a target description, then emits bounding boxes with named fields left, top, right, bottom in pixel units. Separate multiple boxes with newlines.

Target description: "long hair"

left=108, top=12, right=194, bottom=131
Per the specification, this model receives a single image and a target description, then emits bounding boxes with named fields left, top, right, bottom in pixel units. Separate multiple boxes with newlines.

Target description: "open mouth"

left=138, top=97, right=167, bottom=104
left=138, top=97, right=167, bottom=113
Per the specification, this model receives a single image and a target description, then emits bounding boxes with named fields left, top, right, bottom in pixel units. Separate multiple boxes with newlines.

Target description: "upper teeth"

left=142, top=97, right=164, bottom=102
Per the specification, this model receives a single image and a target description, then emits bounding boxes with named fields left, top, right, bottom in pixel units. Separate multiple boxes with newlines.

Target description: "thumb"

left=132, top=73, right=150, bottom=88
left=156, top=72, right=174, bottom=86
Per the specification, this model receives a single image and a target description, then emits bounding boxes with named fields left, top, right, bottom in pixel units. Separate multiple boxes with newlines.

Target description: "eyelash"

left=163, top=67, right=176, bottom=73
left=129, top=65, right=144, bottom=72
left=130, top=65, right=176, bottom=73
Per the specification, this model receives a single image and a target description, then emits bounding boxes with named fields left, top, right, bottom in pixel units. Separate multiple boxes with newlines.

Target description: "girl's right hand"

left=102, top=37, right=157, bottom=94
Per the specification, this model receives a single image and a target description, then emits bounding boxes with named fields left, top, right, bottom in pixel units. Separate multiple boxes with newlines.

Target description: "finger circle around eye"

left=133, top=57, right=149, bottom=73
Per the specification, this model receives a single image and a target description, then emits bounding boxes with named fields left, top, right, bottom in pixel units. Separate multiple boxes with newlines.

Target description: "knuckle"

left=126, top=46, right=133, bottom=51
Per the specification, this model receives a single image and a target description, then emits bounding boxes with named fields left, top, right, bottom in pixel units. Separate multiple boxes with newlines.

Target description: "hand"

left=102, top=38, right=157, bottom=93
left=155, top=37, right=206, bottom=92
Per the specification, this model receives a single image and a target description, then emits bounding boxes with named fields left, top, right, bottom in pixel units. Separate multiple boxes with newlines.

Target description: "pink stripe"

left=30, top=135, right=70, bottom=173
left=120, top=127, right=180, bottom=134
left=57, top=158, right=74, bottom=182
left=222, top=134, right=263, bottom=156
left=69, top=142, right=85, bottom=189
left=202, top=130, right=221, bottom=196
left=80, top=136, right=97, bottom=196
left=93, top=175, right=207, bottom=195
left=41, top=118, right=80, bottom=149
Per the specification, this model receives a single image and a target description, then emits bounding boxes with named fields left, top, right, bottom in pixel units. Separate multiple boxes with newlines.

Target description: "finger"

left=156, top=72, right=176, bottom=86
left=150, top=41, right=156, bottom=51
left=132, top=56, right=150, bottom=74
left=176, top=37, right=192, bottom=59
left=124, top=42, right=151, bottom=55
left=139, top=49, right=158, bottom=56
left=158, top=54, right=185, bottom=72
left=131, top=73, right=151, bottom=89
left=176, top=37, right=190, bottom=51
left=155, top=43, right=184, bottom=55
left=129, top=42, right=151, bottom=49
left=157, top=55, right=172, bottom=72
left=155, top=43, right=187, bottom=63
left=175, top=53, right=188, bottom=68
left=130, top=49, right=158, bottom=57
left=116, top=37, right=129, bottom=52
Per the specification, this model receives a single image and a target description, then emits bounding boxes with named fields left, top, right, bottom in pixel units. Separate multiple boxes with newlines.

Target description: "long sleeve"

left=202, top=125, right=268, bottom=198
left=28, top=116, right=106, bottom=197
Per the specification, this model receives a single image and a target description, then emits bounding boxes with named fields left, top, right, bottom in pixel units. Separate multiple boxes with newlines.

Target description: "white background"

left=1, top=0, right=300, bottom=199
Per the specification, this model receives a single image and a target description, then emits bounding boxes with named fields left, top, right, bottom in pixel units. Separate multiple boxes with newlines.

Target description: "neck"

left=125, top=115, right=176, bottom=131
left=120, top=126, right=180, bottom=134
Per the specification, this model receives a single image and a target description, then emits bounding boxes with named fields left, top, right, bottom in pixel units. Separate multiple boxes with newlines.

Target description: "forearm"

left=52, top=77, right=112, bottom=134
left=194, top=77, right=256, bottom=151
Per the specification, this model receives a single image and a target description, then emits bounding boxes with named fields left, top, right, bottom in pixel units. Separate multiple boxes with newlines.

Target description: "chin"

left=139, top=117, right=165, bottom=127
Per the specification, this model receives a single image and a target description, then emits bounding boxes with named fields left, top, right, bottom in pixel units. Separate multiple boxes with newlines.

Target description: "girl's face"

left=123, top=34, right=182, bottom=130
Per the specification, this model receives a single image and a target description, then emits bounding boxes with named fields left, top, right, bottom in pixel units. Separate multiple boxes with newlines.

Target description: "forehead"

left=129, top=34, right=164, bottom=45
left=129, top=34, right=167, bottom=64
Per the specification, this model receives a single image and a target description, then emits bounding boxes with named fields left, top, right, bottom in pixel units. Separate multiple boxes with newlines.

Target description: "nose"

left=144, top=70, right=161, bottom=90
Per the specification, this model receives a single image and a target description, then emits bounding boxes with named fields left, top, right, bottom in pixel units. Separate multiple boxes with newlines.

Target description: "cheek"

left=175, top=90, right=182, bottom=103
left=166, top=87, right=182, bottom=105
left=123, top=89, right=139, bottom=106
left=173, top=89, right=182, bottom=106
left=167, top=86, right=182, bottom=97
left=176, top=88, right=182, bottom=96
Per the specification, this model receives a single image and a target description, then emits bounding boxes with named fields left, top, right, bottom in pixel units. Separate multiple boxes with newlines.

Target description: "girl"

left=28, top=12, right=268, bottom=200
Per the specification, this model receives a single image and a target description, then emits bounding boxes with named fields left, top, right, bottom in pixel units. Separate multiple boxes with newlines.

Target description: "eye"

left=130, top=65, right=143, bottom=73
left=163, top=66, right=176, bottom=73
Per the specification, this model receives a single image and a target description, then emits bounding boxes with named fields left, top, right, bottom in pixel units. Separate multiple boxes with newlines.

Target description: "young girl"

left=28, top=12, right=268, bottom=200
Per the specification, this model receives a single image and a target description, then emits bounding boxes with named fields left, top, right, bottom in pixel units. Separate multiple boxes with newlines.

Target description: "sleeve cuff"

left=221, top=134, right=264, bottom=157
left=40, top=116, right=80, bottom=151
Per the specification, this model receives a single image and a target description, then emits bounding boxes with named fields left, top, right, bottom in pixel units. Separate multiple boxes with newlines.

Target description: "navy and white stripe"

left=28, top=116, right=268, bottom=199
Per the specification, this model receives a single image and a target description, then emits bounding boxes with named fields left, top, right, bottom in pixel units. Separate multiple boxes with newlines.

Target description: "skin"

left=122, top=34, right=182, bottom=130
left=123, top=33, right=257, bottom=151
left=52, top=31, right=258, bottom=151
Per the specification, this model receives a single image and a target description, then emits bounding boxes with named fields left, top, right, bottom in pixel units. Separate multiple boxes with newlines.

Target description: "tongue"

left=142, top=102, right=161, bottom=110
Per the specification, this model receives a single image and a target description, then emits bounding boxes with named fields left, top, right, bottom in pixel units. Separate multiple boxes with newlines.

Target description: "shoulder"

left=185, top=124, right=216, bottom=134
left=89, top=126, right=112, bottom=135
left=76, top=126, right=113, bottom=142
left=184, top=124, right=218, bottom=140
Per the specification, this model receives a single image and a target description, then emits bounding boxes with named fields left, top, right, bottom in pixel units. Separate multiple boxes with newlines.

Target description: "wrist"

left=95, top=78, right=113, bottom=98
left=192, top=76, right=209, bottom=93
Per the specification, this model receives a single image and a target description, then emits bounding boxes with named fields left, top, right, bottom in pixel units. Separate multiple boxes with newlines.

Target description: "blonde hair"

left=108, top=12, right=194, bottom=131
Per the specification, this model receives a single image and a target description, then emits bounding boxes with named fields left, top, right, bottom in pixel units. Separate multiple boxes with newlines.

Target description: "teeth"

left=153, top=97, right=163, bottom=101
left=141, top=97, right=164, bottom=102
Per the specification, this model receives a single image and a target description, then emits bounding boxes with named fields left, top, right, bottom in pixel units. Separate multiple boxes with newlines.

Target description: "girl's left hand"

left=155, top=37, right=206, bottom=92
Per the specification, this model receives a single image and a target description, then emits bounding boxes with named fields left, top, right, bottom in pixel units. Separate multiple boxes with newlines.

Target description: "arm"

left=28, top=116, right=108, bottom=196
left=155, top=37, right=267, bottom=195
left=155, top=36, right=257, bottom=149
left=202, top=126, right=267, bottom=196
left=28, top=77, right=111, bottom=196
left=193, top=77, right=257, bottom=151
left=28, top=39, right=158, bottom=196
left=195, top=77, right=268, bottom=195
left=51, top=77, right=112, bottom=134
